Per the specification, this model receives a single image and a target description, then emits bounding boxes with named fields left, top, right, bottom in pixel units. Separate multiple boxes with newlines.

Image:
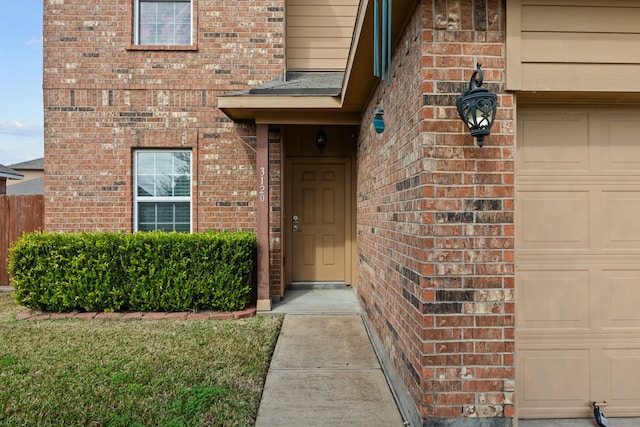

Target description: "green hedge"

left=8, top=231, right=257, bottom=313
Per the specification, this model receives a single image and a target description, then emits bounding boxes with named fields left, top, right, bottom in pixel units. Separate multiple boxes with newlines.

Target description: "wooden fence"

left=0, top=195, right=44, bottom=286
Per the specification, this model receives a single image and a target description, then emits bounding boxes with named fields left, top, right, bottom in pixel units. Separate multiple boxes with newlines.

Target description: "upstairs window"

left=135, top=0, right=192, bottom=46
left=134, top=150, right=192, bottom=232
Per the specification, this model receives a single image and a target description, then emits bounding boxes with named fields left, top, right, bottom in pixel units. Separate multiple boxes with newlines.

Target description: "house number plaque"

left=259, top=167, right=266, bottom=203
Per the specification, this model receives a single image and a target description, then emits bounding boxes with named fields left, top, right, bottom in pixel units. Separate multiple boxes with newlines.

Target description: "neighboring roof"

left=0, top=164, right=24, bottom=180
left=8, top=157, right=44, bottom=171
left=6, top=176, right=44, bottom=195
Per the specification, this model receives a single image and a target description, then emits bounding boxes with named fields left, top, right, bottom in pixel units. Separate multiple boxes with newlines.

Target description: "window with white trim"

left=134, top=0, right=192, bottom=46
left=134, top=150, right=192, bottom=232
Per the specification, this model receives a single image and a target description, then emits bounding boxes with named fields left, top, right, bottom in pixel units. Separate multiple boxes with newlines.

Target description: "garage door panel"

left=518, top=348, right=591, bottom=414
left=601, top=270, right=640, bottom=329
left=604, top=349, right=640, bottom=402
left=592, top=346, right=640, bottom=414
left=518, top=191, right=590, bottom=250
left=595, top=114, right=640, bottom=171
left=517, top=112, right=589, bottom=172
left=602, top=191, right=640, bottom=249
left=518, top=269, right=590, bottom=330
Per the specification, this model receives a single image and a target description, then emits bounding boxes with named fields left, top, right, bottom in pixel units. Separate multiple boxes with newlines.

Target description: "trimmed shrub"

left=8, top=231, right=257, bottom=313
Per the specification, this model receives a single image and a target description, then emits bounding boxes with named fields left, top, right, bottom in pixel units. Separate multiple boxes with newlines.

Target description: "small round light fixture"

left=315, top=128, right=327, bottom=154
left=456, top=63, right=497, bottom=147
left=373, top=109, right=385, bottom=134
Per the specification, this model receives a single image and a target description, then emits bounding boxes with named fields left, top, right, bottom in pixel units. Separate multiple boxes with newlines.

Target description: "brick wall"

left=357, top=1, right=515, bottom=425
left=357, top=0, right=426, bottom=409
left=43, top=0, right=285, bottom=233
left=268, top=129, right=282, bottom=295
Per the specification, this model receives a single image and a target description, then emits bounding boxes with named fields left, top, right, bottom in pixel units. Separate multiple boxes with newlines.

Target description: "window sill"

left=127, top=44, right=198, bottom=51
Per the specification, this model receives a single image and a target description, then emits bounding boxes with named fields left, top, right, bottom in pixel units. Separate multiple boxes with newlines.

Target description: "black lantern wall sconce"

left=456, top=63, right=497, bottom=147
left=315, top=128, right=327, bottom=154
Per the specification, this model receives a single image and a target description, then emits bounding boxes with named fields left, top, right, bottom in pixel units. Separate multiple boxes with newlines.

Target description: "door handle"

left=292, top=215, right=301, bottom=232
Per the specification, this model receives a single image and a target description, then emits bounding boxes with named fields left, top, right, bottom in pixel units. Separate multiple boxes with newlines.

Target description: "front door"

left=291, top=162, right=346, bottom=282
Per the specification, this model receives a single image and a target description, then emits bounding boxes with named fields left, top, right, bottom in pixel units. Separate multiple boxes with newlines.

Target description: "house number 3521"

left=259, top=167, right=266, bottom=203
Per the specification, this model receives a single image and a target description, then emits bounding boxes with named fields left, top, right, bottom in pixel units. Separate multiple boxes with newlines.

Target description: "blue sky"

left=0, top=1, right=44, bottom=166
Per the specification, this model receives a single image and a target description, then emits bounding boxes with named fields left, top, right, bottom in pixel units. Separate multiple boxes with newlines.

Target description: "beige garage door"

left=516, top=108, right=640, bottom=418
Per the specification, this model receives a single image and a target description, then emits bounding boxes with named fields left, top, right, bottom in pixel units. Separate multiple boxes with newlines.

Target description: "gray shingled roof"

left=0, top=164, right=24, bottom=180
left=6, top=176, right=44, bottom=195
left=224, top=72, right=344, bottom=97
left=9, top=157, right=44, bottom=170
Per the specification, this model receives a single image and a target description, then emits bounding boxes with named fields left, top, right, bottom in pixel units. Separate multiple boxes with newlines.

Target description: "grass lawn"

left=0, top=291, right=283, bottom=426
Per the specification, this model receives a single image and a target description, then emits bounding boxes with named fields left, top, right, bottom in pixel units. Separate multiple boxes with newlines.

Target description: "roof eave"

left=218, top=95, right=362, bottom=124
left=341, top=0, right=421, bottom=109
left=0, top=165, right=24, bottom=181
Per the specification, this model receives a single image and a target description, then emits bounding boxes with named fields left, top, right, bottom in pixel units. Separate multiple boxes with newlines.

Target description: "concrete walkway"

left=270, top=286, right=362, bottom=315
left=256, top=287, right=405, bottom=426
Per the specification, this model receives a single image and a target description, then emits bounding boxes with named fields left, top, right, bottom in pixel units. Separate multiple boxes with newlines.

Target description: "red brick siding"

left=358, top=0, right=426, bottom=411
left=269, top=130, right=282, bottom=295
left=43, top=0, right=285, bottom=233
left=358, top=0, right=515, bottom=424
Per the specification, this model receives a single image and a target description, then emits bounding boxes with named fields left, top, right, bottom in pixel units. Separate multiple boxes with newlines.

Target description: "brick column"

left=420, top=0, right=516, bottom=424
left=256, top=124, right=271, bottom=311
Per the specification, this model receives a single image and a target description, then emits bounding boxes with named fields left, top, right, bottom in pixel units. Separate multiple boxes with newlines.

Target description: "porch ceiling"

left=217, top=0, right=418, bottom=125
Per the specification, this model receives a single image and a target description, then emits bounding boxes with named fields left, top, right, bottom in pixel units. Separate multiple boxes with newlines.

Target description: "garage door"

left=516, top=108, right=640, bottom=418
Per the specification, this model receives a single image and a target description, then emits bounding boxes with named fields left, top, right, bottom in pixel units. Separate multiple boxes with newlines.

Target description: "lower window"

left=134, top=150, right=192, bottom=232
